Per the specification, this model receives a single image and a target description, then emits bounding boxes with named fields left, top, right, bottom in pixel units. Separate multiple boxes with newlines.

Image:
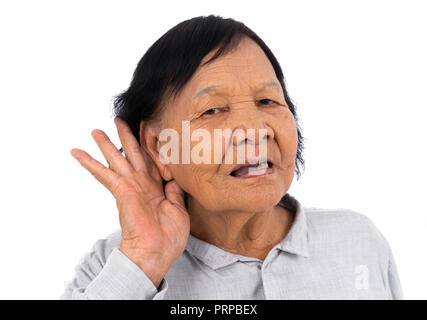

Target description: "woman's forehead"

left=184, top=63, right=279, bottom=100
left=191, top=81, right=282, bottom=102
left=188, top=77, right=280, bottom=98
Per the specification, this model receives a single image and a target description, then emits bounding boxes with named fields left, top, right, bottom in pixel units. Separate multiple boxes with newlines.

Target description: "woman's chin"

left=227, top=171, right=285, bottom=193
left=227, top=187, right=283, bottom=211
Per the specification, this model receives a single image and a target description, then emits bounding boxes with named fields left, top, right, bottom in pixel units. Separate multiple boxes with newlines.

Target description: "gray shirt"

left=60, top=193, right=403, bottom=300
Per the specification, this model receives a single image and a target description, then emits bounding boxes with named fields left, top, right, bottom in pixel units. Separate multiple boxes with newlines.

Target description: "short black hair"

left=112, top=14, right=305, bottom=180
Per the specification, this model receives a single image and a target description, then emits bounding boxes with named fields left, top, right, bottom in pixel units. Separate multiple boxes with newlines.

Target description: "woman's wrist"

left=119, top=244, right=170, bottom=288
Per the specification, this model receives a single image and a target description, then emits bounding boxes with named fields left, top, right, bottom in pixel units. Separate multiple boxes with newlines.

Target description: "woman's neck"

left=188, top=201, right=295, bottom=260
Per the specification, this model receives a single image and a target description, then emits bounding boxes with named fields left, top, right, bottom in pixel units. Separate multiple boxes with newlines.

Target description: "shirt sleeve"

left=386, top=245, right=404, bottom=300
left=358, top=213, right=404, bottom=300
left=60, top=240, right=169, bottom=300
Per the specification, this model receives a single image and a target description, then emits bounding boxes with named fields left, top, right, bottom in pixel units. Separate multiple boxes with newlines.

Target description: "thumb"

left=164, top=180, right=186, bottom=211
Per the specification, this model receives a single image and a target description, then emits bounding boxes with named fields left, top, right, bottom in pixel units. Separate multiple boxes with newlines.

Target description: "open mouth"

left=230, top=160, right=273, bottom=178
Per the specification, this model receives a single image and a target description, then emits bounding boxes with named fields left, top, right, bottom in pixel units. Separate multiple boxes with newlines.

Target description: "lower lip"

left=230, top=164, right=275, bottom=179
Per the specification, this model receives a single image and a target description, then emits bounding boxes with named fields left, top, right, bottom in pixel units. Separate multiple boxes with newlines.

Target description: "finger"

left=115, top=117, right=162, bottom=183
left=91, top=129, right=132, bottom=176
left=70, top=148, right=120, bottom=195
left=114, top=117, right=148, bottom=173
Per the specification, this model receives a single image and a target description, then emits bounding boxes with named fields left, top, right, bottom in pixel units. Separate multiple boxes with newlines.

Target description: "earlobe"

left=161, top=165, right=174, bottom=182
left=155, top=146, right=174, bottom=182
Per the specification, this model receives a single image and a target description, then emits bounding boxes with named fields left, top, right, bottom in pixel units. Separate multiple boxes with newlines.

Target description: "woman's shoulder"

left=304, top=205, right=374, bottom=225
left=303, top=205, right=390, bottom=255
left=304, top=205, right=379, bottom=229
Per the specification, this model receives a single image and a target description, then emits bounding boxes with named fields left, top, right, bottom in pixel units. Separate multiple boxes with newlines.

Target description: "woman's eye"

left=201, top=107, right=221, bottom=116
left=257, top=99, right=275, bottom=106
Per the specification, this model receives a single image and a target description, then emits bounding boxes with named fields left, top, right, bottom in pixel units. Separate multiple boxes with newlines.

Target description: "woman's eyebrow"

left=191, top=81, right=281, bottom=102
left=192, top=86, right=219, bottom=101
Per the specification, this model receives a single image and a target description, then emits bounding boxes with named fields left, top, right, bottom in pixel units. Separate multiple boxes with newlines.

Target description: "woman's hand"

left=70, top=117, right=190, bottom=288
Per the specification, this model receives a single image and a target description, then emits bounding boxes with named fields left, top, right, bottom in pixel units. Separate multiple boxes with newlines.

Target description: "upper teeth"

left=255, top=162, right=268, bottom=169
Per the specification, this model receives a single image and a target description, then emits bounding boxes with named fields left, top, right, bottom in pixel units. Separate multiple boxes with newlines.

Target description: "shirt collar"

left=184, top=193, right=310, bottom=270
left=276, top=193, right=310, bottom=258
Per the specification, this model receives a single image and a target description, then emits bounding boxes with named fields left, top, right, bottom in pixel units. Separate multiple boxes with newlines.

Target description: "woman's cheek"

left=274, top=115, right=298, bottom=165
left=183, top=163, right=213, bottom=194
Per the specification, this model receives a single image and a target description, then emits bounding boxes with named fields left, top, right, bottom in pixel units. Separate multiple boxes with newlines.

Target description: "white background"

left=0, top=0, right=425, bottom=299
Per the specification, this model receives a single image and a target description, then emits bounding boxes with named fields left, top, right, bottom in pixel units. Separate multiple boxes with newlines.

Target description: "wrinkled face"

left=150, top=37, right=298, bottom=214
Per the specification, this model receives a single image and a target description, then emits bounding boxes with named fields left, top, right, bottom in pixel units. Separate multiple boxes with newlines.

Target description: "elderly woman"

left=62, top=15, right=403, bottom=300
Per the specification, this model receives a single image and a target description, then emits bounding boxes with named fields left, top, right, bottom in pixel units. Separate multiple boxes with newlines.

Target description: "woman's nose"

left=230, top=106, right=274, bottom=147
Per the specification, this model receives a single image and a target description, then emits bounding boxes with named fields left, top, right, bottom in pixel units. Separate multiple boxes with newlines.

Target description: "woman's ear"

left=139, top=120, right=173, bottom=181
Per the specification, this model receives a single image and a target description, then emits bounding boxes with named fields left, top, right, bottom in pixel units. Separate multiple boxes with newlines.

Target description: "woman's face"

left=148, top=37, right=298, bottom=214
